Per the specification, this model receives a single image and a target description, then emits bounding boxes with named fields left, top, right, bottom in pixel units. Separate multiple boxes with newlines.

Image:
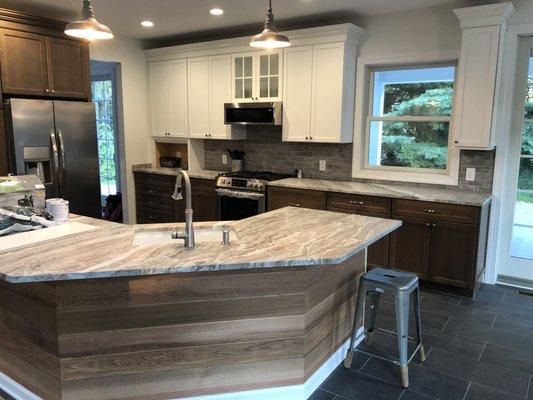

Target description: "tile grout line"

left=527, top=375, right=532, bottom=399
left=356, top=354, right=372, bottom=372
left=397, top=388, right=406, bottom=400
left=478, top=342, right=488, bottom=361
left=440, top=316, right=451, bottom=332
left=491, top=313, right=498, bottom=327
left=462, top=382, right=472, bottom=400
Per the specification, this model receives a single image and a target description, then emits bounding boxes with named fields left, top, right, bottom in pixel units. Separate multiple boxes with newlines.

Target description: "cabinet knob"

left=309, top=137, right=313, bottom=140
left=51, top=89, right=55, bottom=93
left=424, top=209, right=438, bottom=214
left=454, top=140, right=459, bottom=144
left=289, top=203, right=301, bottom=207
left=426, top=222, right=431, bottom=227
left=45, top=89, right=50, bottom=93
left=350, top=200, right=364, bottom=206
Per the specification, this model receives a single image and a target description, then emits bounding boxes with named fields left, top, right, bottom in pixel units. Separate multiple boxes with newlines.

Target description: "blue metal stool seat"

left=344, top=268, right=426, bottom=388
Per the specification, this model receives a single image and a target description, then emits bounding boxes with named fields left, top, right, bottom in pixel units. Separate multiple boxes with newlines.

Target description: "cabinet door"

left=232, top=53, right=255, bottom=102
left=0, top=111, right=8, bottom=176
left=0, top=30, right=48, bottom=96
left=389, top=217, right=430, bottom=279
left=267, top=186, right=326, bottom=211
left=428, top=221, right=477, bottom=288
left=46, top=37, right=90, bottom=99
left=209, top=55, right=232, bottom=139
left=311, top=43, right=345, bottom=142
left=188, top=57, right=210, bottom=138
left=148, top=61, right=170, bottom=137
left=282, top=46, right=313, bottom=142
left=257, top=50, right=282, bottom=101
left=168, top=59, right=189, bottom=138
left=452, top=26, right=501, bottom=149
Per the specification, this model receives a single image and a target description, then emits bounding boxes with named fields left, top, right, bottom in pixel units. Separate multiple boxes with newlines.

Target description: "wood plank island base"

left=0, top=207, right=400, bottom=400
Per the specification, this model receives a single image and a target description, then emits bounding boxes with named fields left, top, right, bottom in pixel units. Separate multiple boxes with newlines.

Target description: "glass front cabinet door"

left=231, top=50, right=282, bottom=102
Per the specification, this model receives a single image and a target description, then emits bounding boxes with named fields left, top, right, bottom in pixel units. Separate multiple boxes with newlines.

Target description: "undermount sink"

left=132, top=227, right=238, bottom=247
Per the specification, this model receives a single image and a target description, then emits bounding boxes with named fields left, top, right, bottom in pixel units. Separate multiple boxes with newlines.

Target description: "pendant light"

left=65, top=0, right=113, bottom=41
left=250, top=0, right=291, bottom=49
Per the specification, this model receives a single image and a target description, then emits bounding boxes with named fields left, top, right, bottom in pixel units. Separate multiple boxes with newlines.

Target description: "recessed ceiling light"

left=210, top=8, right=224, bottom=16
left=141, top=20, right=155, bottom=28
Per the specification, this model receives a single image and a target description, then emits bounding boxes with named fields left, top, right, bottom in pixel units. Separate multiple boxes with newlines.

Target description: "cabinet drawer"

left=137, top=208, right=175, bottom=223
left=327, top=193, right=391, bottom=215
left=134, top=172, right=175, bottom=187
left=392, top=199, right=478, bottom=225
left=191, top=178, right=215, bottom=190
left=137, top=195, right=174, bottom=211
left=267, top=186, right=326, bottom=211
left=136, top=184, right=173, bottom=197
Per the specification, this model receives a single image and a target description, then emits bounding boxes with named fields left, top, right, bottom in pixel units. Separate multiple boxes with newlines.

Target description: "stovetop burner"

left=219, top=171, right=293, bottom=182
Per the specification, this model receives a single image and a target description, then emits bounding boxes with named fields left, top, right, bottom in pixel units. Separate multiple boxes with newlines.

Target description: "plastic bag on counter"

left=0, top=206, right=57, bottom=236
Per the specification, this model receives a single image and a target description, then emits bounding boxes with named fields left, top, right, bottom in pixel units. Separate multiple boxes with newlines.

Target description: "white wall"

left=358, top=5, right=462, bottom=58
left=90, top=36, right=151, bottom=224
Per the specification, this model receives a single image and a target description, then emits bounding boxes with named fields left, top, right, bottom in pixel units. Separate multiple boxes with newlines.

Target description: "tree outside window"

left=367, top=65, right=456, bottom=172
left=91, top=76, right=118, bottom=197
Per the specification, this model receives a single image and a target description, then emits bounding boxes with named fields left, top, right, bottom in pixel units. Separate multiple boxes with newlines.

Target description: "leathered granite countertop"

left=133, top=166, right=222, bottom=180
left=0, top=207, right=401, bottom=283
left=268, top=178, right=492, bottom=207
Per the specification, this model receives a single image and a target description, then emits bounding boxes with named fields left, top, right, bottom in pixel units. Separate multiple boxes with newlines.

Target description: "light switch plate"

left=465, top=168, right=476, bottom=181
left=319, top=160, right=327, bottom=171
left=222, top=154, right=228, bottom=165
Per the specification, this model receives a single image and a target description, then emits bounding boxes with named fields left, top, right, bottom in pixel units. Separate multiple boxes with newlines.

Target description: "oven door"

left=216, top=188, right=265, bottom=221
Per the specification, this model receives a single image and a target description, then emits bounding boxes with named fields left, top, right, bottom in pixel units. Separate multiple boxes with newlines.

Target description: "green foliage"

left=378, top=83, right=453, bottom=169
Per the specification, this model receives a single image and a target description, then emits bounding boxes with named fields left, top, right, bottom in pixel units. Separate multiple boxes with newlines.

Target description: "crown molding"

left=145, top=23, right=365, bottom=62
left=453, top=2, right=515, bottom=29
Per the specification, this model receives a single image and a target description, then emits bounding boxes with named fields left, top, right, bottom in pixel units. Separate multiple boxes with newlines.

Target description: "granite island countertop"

left=268, top=178, right=492, bottom=207
left=0, top=207, right=401, bottom=283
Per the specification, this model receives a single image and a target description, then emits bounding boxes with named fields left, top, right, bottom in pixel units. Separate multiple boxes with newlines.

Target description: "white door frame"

left=487, top=22, right=533, bottom=285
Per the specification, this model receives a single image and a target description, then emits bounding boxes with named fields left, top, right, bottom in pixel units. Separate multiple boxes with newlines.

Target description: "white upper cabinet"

left=209, top=55, right=234, bottom=139
left=452, top=3, right=514, bottom=149
left=283, top=42, right=356, bottom=143
left=149, top=60, right=189, bottom=139
left=282, top=46, right=313, bottom=142
left=231, top=50, right=283, bottom=102
left=168, top=59, right=188, bottom=138
left=148, top=61, right=170, bottom=138
left=187, top=57, right=210, bottom=139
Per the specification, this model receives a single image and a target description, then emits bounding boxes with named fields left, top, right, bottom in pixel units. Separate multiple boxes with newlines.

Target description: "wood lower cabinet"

left=427, top=221, right=477, bottom=288
left=389, top=217, right=431, bottom=279
left=0, top=111, right=7, bottom=176
left=0, top=28, right=90, bottom=100
left=267, top=186, right=327, bottom=211
left=135, top=173, right=218, bottom=224
left=326, top=192, right=392, bottom=270
left=191, top=178, right=218, bottom=222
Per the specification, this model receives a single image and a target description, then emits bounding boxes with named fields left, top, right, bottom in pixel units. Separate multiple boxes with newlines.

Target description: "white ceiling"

left=0, top=0, right=496, bottom=42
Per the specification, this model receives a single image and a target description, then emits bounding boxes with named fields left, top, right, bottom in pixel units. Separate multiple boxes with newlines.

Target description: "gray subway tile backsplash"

left=204, top=126, right=494, bottom=193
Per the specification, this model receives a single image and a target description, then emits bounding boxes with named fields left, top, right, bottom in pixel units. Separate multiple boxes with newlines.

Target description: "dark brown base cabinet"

left=267, top=186, right=490, bottom=297
left=134, top=172, right=217, bottom=224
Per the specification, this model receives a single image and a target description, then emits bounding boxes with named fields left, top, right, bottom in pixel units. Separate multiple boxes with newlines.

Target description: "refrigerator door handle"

left=50, top=128, right=60, bottom=191
left=57, top=128, right=67, bottom=193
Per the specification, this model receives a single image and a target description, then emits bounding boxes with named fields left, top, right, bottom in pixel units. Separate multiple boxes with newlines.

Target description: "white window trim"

left=352, top=51, right=461, bottom=185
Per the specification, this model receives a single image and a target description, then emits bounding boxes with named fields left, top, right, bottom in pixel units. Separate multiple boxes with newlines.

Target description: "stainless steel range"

left=215, top=171, right=293, bottom=220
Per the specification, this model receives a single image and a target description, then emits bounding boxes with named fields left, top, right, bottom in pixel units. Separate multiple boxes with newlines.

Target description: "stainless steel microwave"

left=224, top=102, right=282, bottom=126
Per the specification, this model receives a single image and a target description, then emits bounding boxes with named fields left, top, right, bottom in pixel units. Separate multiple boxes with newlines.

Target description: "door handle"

left=57, top=129, right=67, bottom=192
left=50, top=129, right=60, bottom=195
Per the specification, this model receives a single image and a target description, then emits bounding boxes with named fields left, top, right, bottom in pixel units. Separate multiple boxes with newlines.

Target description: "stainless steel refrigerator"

left=5, top=98, right=102, bottom=218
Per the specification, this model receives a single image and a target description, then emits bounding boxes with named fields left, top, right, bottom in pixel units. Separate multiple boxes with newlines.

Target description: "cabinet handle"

left=426, top=222, right=431, bottom=227
left=51, top=89, right=55, bottom=93
left=424, top=209, right=438, bottom=214
left=309, top=136, right=313, bottom=140
left=289, top=203, right=301, bottom=207
left=454, top=140, right=459, bottom=144
left=45, top=88, right=50, bottom=93
left=432, top=223, right=437, bottom=227
left=350, top=200, right=364, bottom=205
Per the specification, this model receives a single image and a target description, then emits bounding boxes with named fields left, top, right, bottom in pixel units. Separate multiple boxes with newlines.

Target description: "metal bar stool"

left=344, top=268, right=426, bottom=388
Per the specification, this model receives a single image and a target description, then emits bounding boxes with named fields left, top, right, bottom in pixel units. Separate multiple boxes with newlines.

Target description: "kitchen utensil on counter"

left=159, top=156, right=181, bottom=168
left=227, top=149, right=246, bottom=172
left=46, top=198, right=69, bottom=222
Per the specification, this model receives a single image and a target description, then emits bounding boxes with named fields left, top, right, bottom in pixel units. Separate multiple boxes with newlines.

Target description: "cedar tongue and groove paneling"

left=0, top=252, right=364, bottom=400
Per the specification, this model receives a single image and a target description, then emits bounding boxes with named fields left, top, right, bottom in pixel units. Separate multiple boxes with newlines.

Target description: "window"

left=366, top=65, right=456, bottom=173
left=91, top=75, right=119, bottom=198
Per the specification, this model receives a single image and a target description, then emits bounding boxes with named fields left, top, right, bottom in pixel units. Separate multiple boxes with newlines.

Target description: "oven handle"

left=215, top=188, right=265, bottom=200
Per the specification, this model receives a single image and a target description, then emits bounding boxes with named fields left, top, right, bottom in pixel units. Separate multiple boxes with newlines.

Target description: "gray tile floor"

left=312, top=284, right=533, bottom=400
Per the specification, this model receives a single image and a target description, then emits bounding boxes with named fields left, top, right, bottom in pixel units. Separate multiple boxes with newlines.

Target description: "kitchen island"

left=0, top=207, right=400, bottom=400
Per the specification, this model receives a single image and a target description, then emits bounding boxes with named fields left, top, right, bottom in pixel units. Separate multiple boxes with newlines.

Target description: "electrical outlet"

left=319, top=160, right=327, bottom=171
left=465, top=168, right=476, bottom=181
left=222, top=154, right=228, bottom=165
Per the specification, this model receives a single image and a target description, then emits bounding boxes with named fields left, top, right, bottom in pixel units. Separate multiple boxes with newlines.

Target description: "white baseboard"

left=0, top=329, right=364, bottom=400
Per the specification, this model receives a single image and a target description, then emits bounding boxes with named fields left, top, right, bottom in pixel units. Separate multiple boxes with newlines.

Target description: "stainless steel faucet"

left=170, top=169, right=195, bottom=248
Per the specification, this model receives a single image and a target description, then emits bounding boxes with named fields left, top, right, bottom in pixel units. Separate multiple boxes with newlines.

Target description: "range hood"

left=224, top=102, right=282, bottom=126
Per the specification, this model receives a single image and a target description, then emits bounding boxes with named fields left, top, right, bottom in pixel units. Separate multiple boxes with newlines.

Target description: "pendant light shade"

left=65, top=0, right=113, bottom=41
left=250, top=0, right=291, bottom=49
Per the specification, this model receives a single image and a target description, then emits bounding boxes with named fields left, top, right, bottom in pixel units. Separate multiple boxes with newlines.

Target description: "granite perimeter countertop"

left=133, top=166, right=222, bottom=180
left=0, top=207, right=401, bottom=283
left=268, top=178, right=492, bottom=207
